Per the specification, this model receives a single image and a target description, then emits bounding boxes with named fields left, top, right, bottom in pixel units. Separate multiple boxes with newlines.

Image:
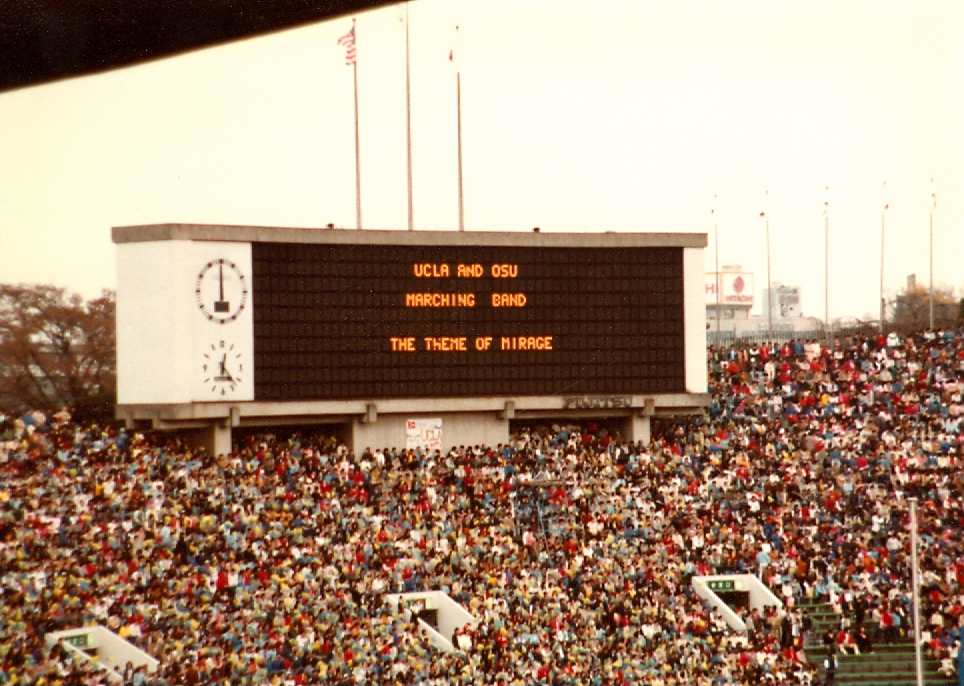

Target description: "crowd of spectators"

left=1, top=328, right=963, bottom=685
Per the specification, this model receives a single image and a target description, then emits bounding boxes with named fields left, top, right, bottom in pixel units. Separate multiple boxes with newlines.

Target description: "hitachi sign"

left=706, top=270, right=754, bottom=306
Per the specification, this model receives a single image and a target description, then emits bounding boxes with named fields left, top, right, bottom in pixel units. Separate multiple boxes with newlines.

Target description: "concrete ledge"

left=117, top=392, right=709, bottom=453
left=112, top=224, right=707, bottom=248
left=117, top=392, right=709, bottom=426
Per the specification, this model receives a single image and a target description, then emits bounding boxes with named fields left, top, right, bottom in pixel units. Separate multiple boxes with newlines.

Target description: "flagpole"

left=929, top=206, right=933, bottom=329
left=405, top=3, right=414, bottom=231
left=455, top=26, right=464, bottom=233
left=879, top=210, right=885, bottom=333
left=713, top=196, right=719, bottom=335
left=762, top=191, right=771, bottom=338
left=766, top=216, right=772, bottom=337
left=824, top=187, right=830, bottom=338
left=910, top=497, right=923, bottom=686
left=929, top=180, right=935, bottom=330
left=457, top=68, right=464, bottom=233
left=880, top=185, right=886, bottom=334
left=352, top=19, right=362, bottom=230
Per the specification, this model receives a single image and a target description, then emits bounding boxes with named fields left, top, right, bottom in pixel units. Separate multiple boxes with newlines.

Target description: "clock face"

left=196, top=259, right=248, bottom=324
left=202, top=340, right=244, bottom=396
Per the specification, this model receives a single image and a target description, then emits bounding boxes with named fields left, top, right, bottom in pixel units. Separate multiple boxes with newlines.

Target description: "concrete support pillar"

left=627, top=414, right=651, bottom=446
left=192, top=423, right=233, bottom=457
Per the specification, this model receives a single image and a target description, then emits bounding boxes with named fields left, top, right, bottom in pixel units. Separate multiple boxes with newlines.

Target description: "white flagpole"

left=910, top=497, right=923, bottom=686
left=766, top=216, right=772, bottom=336
left=405, top=3, right=414, bottom=231
left=713, top=196, right=719, bottom=335
left=337, top=21, right=361, bottom=228
left=763, top=190, right=771, bottom=338
left=352, top=19, right=362, bottom=230
left=455, top=26, right=464, bottom=232
left=824, top=187, right=829, bottom=337
left=880, top=183, right=887, bottom=333
left=929, top=179, right=935, bottom=330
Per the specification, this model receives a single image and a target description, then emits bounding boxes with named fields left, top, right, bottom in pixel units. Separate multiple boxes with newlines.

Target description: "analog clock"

left=202, top=340, right=244, bottom=396
left=196, top=259, right=247, bottom=324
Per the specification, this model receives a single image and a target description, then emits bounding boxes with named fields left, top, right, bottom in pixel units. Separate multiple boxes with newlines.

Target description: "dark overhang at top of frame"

left=0, top=0, right=389, bottom=93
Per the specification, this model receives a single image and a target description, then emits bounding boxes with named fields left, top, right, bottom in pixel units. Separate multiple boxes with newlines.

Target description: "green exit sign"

left=65, top=635, right=89, bottom=648
left=708, top=580, right=735, bottom=592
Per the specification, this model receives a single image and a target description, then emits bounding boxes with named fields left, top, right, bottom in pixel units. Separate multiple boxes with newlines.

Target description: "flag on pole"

left=338, top=24, right=356, bottom=65
left=449, top=25, right=460, bottom=69
left=339, top=18, right=362, bottom=228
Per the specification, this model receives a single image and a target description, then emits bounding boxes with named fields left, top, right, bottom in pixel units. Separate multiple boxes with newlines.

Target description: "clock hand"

left=219, top=262, right=225, bottom=302
left=218, top=354, right=236, bottom=383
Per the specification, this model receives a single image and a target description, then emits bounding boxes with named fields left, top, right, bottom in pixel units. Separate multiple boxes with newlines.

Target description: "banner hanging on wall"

left=406, top=418, right=442, bottom=452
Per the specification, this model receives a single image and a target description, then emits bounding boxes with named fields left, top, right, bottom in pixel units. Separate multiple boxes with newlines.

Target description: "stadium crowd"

left=1, top=328, right=964, bottom=685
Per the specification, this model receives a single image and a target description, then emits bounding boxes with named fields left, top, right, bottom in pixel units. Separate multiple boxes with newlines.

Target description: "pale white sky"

left=1, top=0, right=962, bottom=322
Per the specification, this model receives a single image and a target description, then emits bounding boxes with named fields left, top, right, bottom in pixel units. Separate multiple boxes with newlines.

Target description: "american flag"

left=338, top=24, right=356, bottom=66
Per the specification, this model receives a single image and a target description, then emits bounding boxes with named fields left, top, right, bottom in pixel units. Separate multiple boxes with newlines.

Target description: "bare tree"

left=0, top=284, right=115, bottom=419
left=893, top=284, right=959, bottom=333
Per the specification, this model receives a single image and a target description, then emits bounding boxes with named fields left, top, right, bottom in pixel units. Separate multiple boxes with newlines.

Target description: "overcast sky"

left=1, top=0, right=962, bottom=322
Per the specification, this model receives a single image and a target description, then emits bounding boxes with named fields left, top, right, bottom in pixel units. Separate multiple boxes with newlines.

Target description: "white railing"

left=692, top=574, right=783, bottom=632
left=58, top=639, right=123, bottom=683
left=45, top=625, right=159, bottom=678
left=383, top=590, right=478, bottom=653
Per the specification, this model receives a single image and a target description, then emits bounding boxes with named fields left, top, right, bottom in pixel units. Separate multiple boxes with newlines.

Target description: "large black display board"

left=251, top=242, right=684, bottom=400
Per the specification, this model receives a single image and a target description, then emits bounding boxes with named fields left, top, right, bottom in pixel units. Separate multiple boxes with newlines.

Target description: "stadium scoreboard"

left=114, top=225, right=706, bottom=410
left=253, top=242, right=684, bottom=400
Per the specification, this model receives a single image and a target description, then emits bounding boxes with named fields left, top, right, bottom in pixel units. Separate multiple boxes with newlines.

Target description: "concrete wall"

left=684, top=247, right=708, bottom=394
left=116, top=240, right=193, bottom=405
left=353, top=411, right=510, bottom=454
left=116, top=239, right=254, bottom=406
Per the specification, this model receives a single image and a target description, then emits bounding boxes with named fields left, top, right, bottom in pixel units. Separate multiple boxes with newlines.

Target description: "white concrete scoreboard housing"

left=114, top=224, right=708, bottom=455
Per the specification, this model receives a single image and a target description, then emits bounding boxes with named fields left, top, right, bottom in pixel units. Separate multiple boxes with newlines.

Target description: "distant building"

left=761, top=282, right=803, bottom=320
left=706, top=266, right=754, bottom=325
left=709, top=275, right=822, bottom=338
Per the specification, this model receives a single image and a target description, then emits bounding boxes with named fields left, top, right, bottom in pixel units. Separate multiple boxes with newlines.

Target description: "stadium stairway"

left=798, top=597, right=840, bottom=647
left=796, top=598, right=955, bottom=686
